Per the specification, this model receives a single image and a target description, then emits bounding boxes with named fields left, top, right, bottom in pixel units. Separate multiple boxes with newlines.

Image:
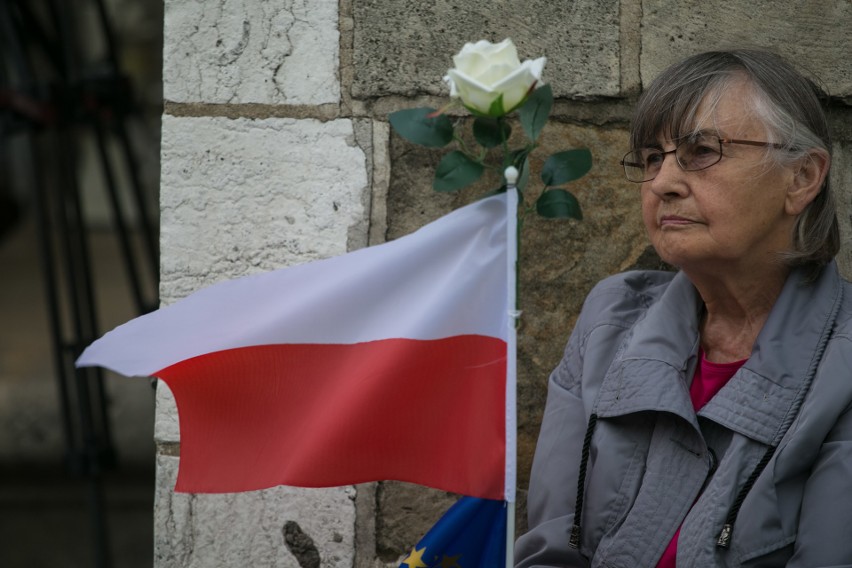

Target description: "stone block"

left=159, top=115, right=369, bottom=300
left=352, top=0, right=620, bottom=100
left=163, top=0, right=339, bottom=104
left=374, top=482, right=457, bottom=564
left=640, top=0, right=852, bottom=98
left=155, top=455, right=355, bottom=567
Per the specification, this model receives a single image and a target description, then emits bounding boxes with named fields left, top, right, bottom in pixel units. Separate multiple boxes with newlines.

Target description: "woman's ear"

left=786, top=149, right=830, bottom=216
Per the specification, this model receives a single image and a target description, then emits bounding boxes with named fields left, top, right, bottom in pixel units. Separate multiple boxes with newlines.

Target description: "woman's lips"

left=660, top=215, right=695, bottom=227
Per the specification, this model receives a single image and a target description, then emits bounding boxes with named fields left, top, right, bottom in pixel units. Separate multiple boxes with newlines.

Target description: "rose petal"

left=454, top=52, right=491, bottom=79
left=473, top=62, right=519, bottom=88
left=526, top=57, right=547, bottom=82
left=489, top=57, right=546, bottom=91
left=443, top=73, right=459, bottom=97
left=481, top=39, right=520, bottom=67
left=445, top=69, right=499, bottom=115
left=453, top=39, right=519, bottom=76
left=491, top=57, right=547, bottom=111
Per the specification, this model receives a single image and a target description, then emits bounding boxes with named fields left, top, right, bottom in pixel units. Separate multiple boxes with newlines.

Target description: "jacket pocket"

left=730, top=473, right=797, bottom=565
left=581, top=414, right=651, bottom=552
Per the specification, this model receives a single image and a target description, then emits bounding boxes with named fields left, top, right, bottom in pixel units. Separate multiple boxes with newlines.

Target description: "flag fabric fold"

left=78, top=192, right=517, bottom=501
left=398, top=496, right=507, bottom=568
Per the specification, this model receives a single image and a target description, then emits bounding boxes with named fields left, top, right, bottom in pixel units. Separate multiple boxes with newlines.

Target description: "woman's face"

left=641, top=79, right=798, bottom=277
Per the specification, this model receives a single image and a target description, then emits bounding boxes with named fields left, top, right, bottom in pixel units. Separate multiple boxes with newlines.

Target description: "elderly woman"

left=515, top=49, right=851, bottom=567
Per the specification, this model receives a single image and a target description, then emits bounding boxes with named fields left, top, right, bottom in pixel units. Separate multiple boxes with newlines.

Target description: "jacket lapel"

left=595, top=270, right=703, bottom=428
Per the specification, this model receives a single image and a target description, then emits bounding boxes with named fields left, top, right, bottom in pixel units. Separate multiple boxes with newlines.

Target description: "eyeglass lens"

left=623, top=135, right=723, bottom=182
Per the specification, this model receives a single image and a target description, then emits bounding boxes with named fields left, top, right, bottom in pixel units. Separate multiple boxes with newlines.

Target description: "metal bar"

left=115, top=118, right=159, bottom=306
left=29, top=132, right=79, bottom=462
left=92, top=120, right=148, bottom=314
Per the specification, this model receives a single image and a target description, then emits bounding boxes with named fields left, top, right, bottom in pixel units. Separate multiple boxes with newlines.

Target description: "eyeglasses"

left=620, top=134, right=786, bottom=183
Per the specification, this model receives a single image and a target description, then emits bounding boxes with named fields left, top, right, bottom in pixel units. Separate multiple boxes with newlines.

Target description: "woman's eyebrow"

left=665, top=128, right=722, bottom=144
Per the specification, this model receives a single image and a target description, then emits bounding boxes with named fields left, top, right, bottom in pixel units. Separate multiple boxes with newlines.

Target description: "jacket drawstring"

left=569, top=413, right=598, bottom=549
left=716, top=444, right=777, bottom=548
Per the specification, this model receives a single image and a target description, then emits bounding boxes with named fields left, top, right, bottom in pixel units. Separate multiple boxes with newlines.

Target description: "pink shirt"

left=655, top=350, right=747, bottom=568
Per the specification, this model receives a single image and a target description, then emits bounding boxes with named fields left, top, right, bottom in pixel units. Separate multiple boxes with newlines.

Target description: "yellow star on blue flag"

left=401, top=546, right=428, bottom=568
left=398, top=496, right=507, bottom=568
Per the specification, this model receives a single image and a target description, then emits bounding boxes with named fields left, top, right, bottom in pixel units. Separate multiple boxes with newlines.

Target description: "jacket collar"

left=595, top=262, right=843, bottom=444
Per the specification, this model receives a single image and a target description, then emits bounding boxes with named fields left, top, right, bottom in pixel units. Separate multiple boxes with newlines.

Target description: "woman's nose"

left=646, top=152, right=688, bottom=198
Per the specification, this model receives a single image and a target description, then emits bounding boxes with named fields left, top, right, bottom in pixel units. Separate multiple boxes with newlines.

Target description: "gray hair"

left=631, top=49, right=837, bottom=275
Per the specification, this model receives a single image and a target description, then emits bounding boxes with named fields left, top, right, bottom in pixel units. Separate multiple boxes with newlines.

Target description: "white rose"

left=443, top=39, right=546, bottom=117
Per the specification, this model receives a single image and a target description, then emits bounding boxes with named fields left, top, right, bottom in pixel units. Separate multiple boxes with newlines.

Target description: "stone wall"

left=158, top=1, right=852, bottom=566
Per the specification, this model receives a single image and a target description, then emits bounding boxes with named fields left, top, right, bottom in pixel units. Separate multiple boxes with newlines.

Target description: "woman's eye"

left=645, top=152, right=664, bottom=165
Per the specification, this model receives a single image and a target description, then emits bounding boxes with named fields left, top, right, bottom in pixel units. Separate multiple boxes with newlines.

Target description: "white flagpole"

left=504, top=167, right=520, bottom=568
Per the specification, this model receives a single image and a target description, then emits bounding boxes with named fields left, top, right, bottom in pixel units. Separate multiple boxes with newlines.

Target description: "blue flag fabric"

left=399, top=496, right=507, bottom=568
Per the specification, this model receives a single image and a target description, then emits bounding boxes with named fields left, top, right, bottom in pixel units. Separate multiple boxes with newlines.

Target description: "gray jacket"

left=516, top=262, right=852, bottom=567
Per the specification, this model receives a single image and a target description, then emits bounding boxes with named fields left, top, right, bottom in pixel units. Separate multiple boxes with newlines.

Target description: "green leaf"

left=519, top=84, right=553, bottom=142
left=536, top=189, right=583, bottom=220
left=473, top=118, right=511, bottom=149
left=389, top=107, right=454, bottom=148
left=433, top=151, right=485, bottom=192
left=540, top=149, right=593, bottom=186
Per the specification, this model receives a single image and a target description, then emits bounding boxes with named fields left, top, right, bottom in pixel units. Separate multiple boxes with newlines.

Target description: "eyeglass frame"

left=620, top=135, right=787, bottom=183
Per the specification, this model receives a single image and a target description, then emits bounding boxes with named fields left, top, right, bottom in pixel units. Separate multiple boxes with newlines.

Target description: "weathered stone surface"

left=155, top=455, right=355, bottom=567
left=154, top=383, right=179, bottom=444
left=640, top=0, right=852, bottom=99
left=618, top=0, right=642, bottom=96
left=381, top=119, right=645, bottom=549
left=353, top=483, right=381, bottom=568
left=833, top=142, right=852, bottom=278
left=159, top=115, right=369, bottom=299
left=369, top=120, right=391, bottom=246
left=156, top=114, right=369, bottom=438
left=375, top=482, right=457, bottom=563
left=163, top=0, right=339, bottom=104
left=352, top=0, right=621, bottom=100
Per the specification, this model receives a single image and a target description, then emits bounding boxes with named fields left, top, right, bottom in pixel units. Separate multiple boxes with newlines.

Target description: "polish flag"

left=77, top=192, right=518, bottom=502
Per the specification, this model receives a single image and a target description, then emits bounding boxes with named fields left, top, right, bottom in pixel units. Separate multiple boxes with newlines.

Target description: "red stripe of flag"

left=157, top=335, right=507, bottom=500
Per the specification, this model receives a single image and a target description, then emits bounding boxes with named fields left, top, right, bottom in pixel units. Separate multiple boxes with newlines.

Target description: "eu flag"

left=399, top=496, right=507, bottom=568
